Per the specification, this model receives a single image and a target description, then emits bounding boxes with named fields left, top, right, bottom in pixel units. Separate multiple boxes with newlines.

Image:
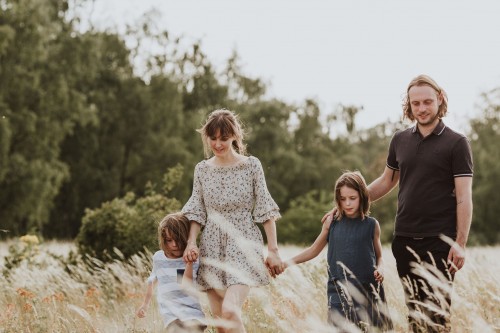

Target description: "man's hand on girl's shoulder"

left=322, top=214, right=334, bottom=229
left=321, top=207, right=338, bottom=224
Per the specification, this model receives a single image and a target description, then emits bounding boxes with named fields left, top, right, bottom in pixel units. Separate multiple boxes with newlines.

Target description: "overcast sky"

left=82, top=0, right=500, bottom=132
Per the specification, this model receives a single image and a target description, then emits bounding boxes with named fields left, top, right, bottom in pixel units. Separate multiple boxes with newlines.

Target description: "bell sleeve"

left=182, top=163, right=207, bottom=226
left=251, top=157, right=281, bottom=223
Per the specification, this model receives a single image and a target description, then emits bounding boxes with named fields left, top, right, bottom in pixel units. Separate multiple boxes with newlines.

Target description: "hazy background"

left=1, top=3, right=499, bottom=331
left=1, top=0, right=498, bottom=246
left=82, top=0, right=500, bottom=132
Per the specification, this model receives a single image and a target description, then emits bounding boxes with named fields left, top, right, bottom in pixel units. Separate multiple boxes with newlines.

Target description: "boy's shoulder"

left=152, top=250, right=185, bottom=261
left=152, top=250, right=166, bottom=259
left=152, top=251, right=189, bottom=269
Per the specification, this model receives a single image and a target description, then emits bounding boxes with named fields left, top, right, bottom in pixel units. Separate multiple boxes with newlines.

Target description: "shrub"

left=76, top=165, right=183, bottom=261
left=278, top=190, right=332, bottom=245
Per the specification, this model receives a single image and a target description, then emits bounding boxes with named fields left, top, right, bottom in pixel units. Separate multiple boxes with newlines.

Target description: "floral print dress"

left=182, top=156, right=280, bottom=290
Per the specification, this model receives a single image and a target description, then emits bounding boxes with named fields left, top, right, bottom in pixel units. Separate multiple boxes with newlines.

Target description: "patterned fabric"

left=182, top=156, right=280, bottom=290
left=147, top=251, right=205, bottom=327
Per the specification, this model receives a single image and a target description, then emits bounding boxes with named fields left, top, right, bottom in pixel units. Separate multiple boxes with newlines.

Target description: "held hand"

left=136, top=305, right=147, bottom=318
left=265, top=250, right=284, bottom=278
left=283, top=259, right=292, bottom=270
left=447, top=242, right=466, bottom=274
left=183, top=243, right=199, bottom=263
left=374, top=267, right=384, bottom=283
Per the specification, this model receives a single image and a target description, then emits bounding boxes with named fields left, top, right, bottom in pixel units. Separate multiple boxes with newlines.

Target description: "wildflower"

left=126, top=292, right=143, bottom=299
left=42, top=292, right=65, bottom=303
left=53, top=292, right=65, bottom=302
left=85, top=287, right=101, bottom=313
left=85, top=287, right=99, bottom=298
left=23, top=303, right=33, bottom=312
left=17, top=288, right=35, bottom=299
left=5, top=303, right=15, bottom=319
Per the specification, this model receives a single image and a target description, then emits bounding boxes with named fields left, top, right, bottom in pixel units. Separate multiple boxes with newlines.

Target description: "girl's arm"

left=136, top=279, right=157, bottom=318
left=183, top=221, right=201, bottom=263
left=286, top=216, right=332, bottom=267
left=263, top=218, right=283, bottom=277
left=373, top=220, right=385, bottom=282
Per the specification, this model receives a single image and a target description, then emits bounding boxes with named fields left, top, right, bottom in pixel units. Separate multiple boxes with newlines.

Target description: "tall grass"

left=0, top=240, right=499, bottom=332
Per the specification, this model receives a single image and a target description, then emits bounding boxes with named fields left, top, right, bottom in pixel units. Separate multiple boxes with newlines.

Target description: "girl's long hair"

left=334, top=171, right=370, bottom=220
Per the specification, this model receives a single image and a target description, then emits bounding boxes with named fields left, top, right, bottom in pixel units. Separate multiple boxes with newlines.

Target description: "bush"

left=278, top=190, right=332, bottom=245
left=76, top=165, right=183, bottom=261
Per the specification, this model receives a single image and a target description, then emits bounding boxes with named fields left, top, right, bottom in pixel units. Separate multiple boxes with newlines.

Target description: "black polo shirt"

left=387, top=120, right=473, bottom=238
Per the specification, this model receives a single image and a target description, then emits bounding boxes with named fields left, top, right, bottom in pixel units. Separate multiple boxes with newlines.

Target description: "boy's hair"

left=334, top=171, right=370, bottom=220
left=197, top=109, right=247, bottom=158
left=402, top=74, right=448, bottom=121
left=158, top=212, right=190, bottom=257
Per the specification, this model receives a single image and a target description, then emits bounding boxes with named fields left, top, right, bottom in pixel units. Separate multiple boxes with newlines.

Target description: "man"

left=368, top=74, right=473, bottom=332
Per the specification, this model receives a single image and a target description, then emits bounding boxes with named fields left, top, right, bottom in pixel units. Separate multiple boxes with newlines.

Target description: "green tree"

left=48, top=31, right=193, bottom=237
left=224, top=50, right=266, bottom=104
left=469, top=88, right=500, bottom=244
left=332, top=103, right=363, bottom=136
left=0, top=0, right=89, bottom=234
left=289, top=100, right=344, bottom=204
left=277, top=190, right=332, bottom=245
left=240, top=100, right=300, bottom=208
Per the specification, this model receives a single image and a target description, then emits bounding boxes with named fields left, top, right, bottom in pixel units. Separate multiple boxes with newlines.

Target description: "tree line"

left=1, top=0, right=498, bottom=245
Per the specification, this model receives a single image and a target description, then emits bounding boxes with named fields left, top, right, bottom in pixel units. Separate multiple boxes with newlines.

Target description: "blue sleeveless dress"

left=326, top=216, right=393, bottom=330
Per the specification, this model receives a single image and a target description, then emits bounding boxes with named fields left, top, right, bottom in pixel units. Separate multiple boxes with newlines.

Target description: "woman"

left=182, top=109, right=283, bottom=333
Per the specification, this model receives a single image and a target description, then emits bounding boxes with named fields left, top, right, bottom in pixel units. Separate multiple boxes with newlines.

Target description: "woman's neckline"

left=204, top=155, right=251, bottom=168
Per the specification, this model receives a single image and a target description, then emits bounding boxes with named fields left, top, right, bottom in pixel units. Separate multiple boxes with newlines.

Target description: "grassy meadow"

left=0, top=239, right=499, bottom=333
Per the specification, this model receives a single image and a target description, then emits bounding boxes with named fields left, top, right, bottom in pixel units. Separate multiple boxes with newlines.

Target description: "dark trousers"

left=392, top=236, right=454, bottom=333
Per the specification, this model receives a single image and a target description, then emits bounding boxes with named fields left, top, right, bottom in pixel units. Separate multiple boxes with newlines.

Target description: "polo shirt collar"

left=411, top=119, right=446, bottom=136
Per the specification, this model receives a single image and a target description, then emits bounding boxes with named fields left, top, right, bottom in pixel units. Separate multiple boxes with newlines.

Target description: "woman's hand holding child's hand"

left=265, top=249, right=284, bottom=278
left=183, top=243, right=199, bottom=263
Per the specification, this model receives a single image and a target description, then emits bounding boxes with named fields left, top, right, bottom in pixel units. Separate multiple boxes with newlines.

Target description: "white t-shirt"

left=147, top=250, right=205, bottom=327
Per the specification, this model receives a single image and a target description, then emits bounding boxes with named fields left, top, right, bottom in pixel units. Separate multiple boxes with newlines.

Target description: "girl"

left=182, top=109, right=283, bottom=333
left=136, top=212, right=206, bottom=333
left=285, top=171, right=393, bottom=331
